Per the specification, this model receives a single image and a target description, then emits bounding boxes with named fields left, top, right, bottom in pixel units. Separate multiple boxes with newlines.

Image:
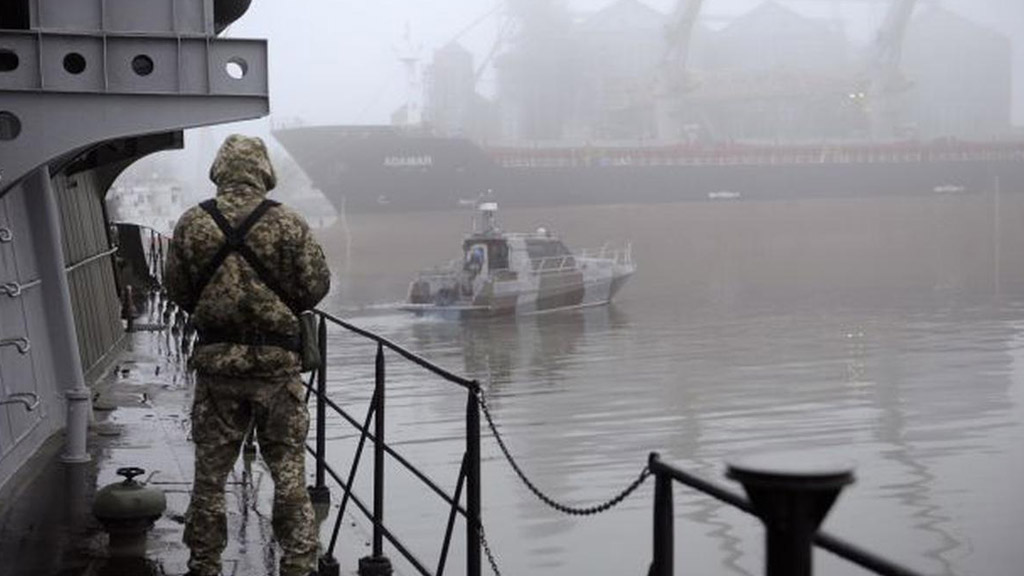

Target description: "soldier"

left=165, top=134, right=330, bottom=576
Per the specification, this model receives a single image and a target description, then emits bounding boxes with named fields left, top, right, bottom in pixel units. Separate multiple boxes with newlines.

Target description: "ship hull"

left=273, top=126, right=1024, bottom=213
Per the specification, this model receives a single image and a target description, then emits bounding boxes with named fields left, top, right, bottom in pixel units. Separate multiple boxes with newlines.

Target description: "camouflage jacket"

left=165, top=135, right=330, bottom=377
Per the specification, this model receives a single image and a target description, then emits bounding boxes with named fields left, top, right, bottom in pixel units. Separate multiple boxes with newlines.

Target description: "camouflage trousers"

left=184, top=373, right=316, bottom=576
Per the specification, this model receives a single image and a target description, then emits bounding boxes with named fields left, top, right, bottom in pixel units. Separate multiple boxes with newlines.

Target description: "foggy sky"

left=223, top=0, right=1024, bottom=128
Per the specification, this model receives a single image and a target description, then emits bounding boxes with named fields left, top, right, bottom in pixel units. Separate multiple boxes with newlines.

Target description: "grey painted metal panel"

left=208, top=39, right=267, bottom=96
left=175, top=0, right=209, bottom=35
left=179, top=39, right=211, bottom=94
left=0, top=195, right=16, bottom=284
left=1, top=32, right=266, bottom=96
left=37, top=0, right=102, bottom=32
left=31, top=0, right=215, bottom=36
left=52, top=171, right=123, bottom=372
left=0, top=180, right=39, bottom=285
left=21, top=285, right=55, bottom=422
left=54, top=176, right=73, bottom=262
left=1, top=91, right=268, bottom=197
left=0, top=196, right=14, bottom=457
left=0, top=302, right=41, bottom=447
left=39, top=34, right=105, bottom=92
left=106, top=0, right=176, bottom=34
left=0, top=181, right=58, bottom=482
left=0, top=34, right=40, bottom=90
left=70, top=270, right=92, bottom=367
left=107, top=37, right=180, bottom=94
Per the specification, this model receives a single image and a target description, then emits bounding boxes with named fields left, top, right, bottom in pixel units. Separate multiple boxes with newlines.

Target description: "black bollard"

left=308, top=483, right=331, bottom=505
left=358, top=555, right=393, bottom=576
left=318, top=555, right=341, bottom=576
left=727, top=453, right=854, bottom=576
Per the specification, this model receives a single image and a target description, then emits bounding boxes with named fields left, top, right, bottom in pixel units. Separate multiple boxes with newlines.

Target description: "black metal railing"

left=306, top=310, right=483, bottom=576
left=303, top=309, right=929, bottom=576
left=648, top=453, right=926, bottom=576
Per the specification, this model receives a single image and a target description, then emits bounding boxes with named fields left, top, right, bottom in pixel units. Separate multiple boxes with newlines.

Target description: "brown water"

left=313, top=195, right=1024, bottom=576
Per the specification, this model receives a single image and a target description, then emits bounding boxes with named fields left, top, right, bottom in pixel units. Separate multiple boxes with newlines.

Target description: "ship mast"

left=395, top=23, right=423, bottom=128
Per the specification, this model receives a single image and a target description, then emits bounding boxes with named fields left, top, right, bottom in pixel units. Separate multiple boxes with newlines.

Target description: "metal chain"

left=478, top=522, right=503, bottom=576
left=477, top=388, right=651, bottom=516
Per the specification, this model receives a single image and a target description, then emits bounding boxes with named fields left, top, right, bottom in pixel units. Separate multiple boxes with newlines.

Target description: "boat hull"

left=273, top=126, right=1024, bottom=214
left=398, top=275, right=633, bottom=318
left=401, top=264, right=635, bottom=318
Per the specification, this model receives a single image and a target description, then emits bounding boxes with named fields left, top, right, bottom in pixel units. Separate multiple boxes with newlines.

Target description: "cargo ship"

left=273, top=126, right=1024, bottom=213
left=274, top=0, right=1024, bottom=213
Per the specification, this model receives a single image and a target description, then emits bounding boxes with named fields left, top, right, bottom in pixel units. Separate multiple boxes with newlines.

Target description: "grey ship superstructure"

left=0, top=0, right=267, bottom=491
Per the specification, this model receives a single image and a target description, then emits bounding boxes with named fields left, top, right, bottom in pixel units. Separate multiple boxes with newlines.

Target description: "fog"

left=222, top=0, right=1022, bottom=126
left=101, top=5, right=1024, bottom=575
left=117, top=0, right=1023, bottom=203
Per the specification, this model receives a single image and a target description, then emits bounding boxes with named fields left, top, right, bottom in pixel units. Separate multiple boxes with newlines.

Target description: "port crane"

left=655, top=0, right=704, bottom=140
left=863, top=0, right=919, bottom=139
left=661, top=0, right=704, bottom=94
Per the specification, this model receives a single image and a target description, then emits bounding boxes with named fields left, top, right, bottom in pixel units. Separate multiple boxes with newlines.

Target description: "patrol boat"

left=402, top=202, right=635, bottom=317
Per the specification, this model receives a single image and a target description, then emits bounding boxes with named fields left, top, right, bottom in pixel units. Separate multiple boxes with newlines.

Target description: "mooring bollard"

left=93, top=467, right=167, bottom=558
left=318, top=555, right=341, bottom=576
left=727, top=453, right=854, bottom=576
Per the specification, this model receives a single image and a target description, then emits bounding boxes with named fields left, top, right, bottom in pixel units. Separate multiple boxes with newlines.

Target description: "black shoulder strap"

left=183, top=199, right=298, bottom=314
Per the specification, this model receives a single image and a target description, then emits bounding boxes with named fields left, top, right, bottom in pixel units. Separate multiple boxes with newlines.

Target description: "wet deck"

left=0, top=317, right=363, bottom=576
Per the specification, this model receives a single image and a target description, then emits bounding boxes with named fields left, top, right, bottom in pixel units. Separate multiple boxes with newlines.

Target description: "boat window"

left=489, top=242, right=509, bottom=270
left=525, top=239, right=570, bottom=261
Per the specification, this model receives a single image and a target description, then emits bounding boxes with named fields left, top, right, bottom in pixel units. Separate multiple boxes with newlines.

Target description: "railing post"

left=312, top=314, right=341, bottom=576
left=650, top=453, right=673, bottom=576
left=310, top=314, right=330, bottom=504
left=359, top=342, right=393, bottom=576
left=727, top=454, right=854, bottom=576
left=466, top=386, right=482, bottom=576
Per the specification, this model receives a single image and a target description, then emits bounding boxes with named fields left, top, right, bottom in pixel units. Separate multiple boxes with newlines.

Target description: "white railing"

left=532, top=243, right=633, bottom=273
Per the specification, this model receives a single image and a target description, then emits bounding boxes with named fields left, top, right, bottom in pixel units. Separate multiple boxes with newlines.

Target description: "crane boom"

left=872, top=0, right=917, bottom=88
left=864, top=0, right=918, bottom=139
left=663, top=0, right=704, bottom=83
left=655, top=0, right=705, bottom=140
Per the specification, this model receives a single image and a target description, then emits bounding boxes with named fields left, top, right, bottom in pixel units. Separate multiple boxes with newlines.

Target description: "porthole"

left=0, top=49, right=17, bottom=72
left=0, top=111, right=22, bottom=141
left=63, top=52, right=86, bottom=75
left=225, top=57, right=247, bottom=80
left=132, top=54, right=154, bottom=76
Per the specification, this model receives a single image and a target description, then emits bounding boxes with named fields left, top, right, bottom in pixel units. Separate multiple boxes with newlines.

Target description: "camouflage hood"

left=209, top=134, right=277, bottom=193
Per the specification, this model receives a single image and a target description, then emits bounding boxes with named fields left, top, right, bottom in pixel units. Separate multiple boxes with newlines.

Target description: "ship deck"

left=0, top=304, right=363, bottom=576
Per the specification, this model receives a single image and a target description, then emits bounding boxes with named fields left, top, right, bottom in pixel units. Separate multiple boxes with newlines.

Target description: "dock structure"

left=0, top=0, right=267, bottom=493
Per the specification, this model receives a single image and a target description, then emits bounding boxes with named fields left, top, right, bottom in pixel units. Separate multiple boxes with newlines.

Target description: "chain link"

left=477, top=388, right=651, bottom=516
left=478, top=522, right=503, bottom=576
